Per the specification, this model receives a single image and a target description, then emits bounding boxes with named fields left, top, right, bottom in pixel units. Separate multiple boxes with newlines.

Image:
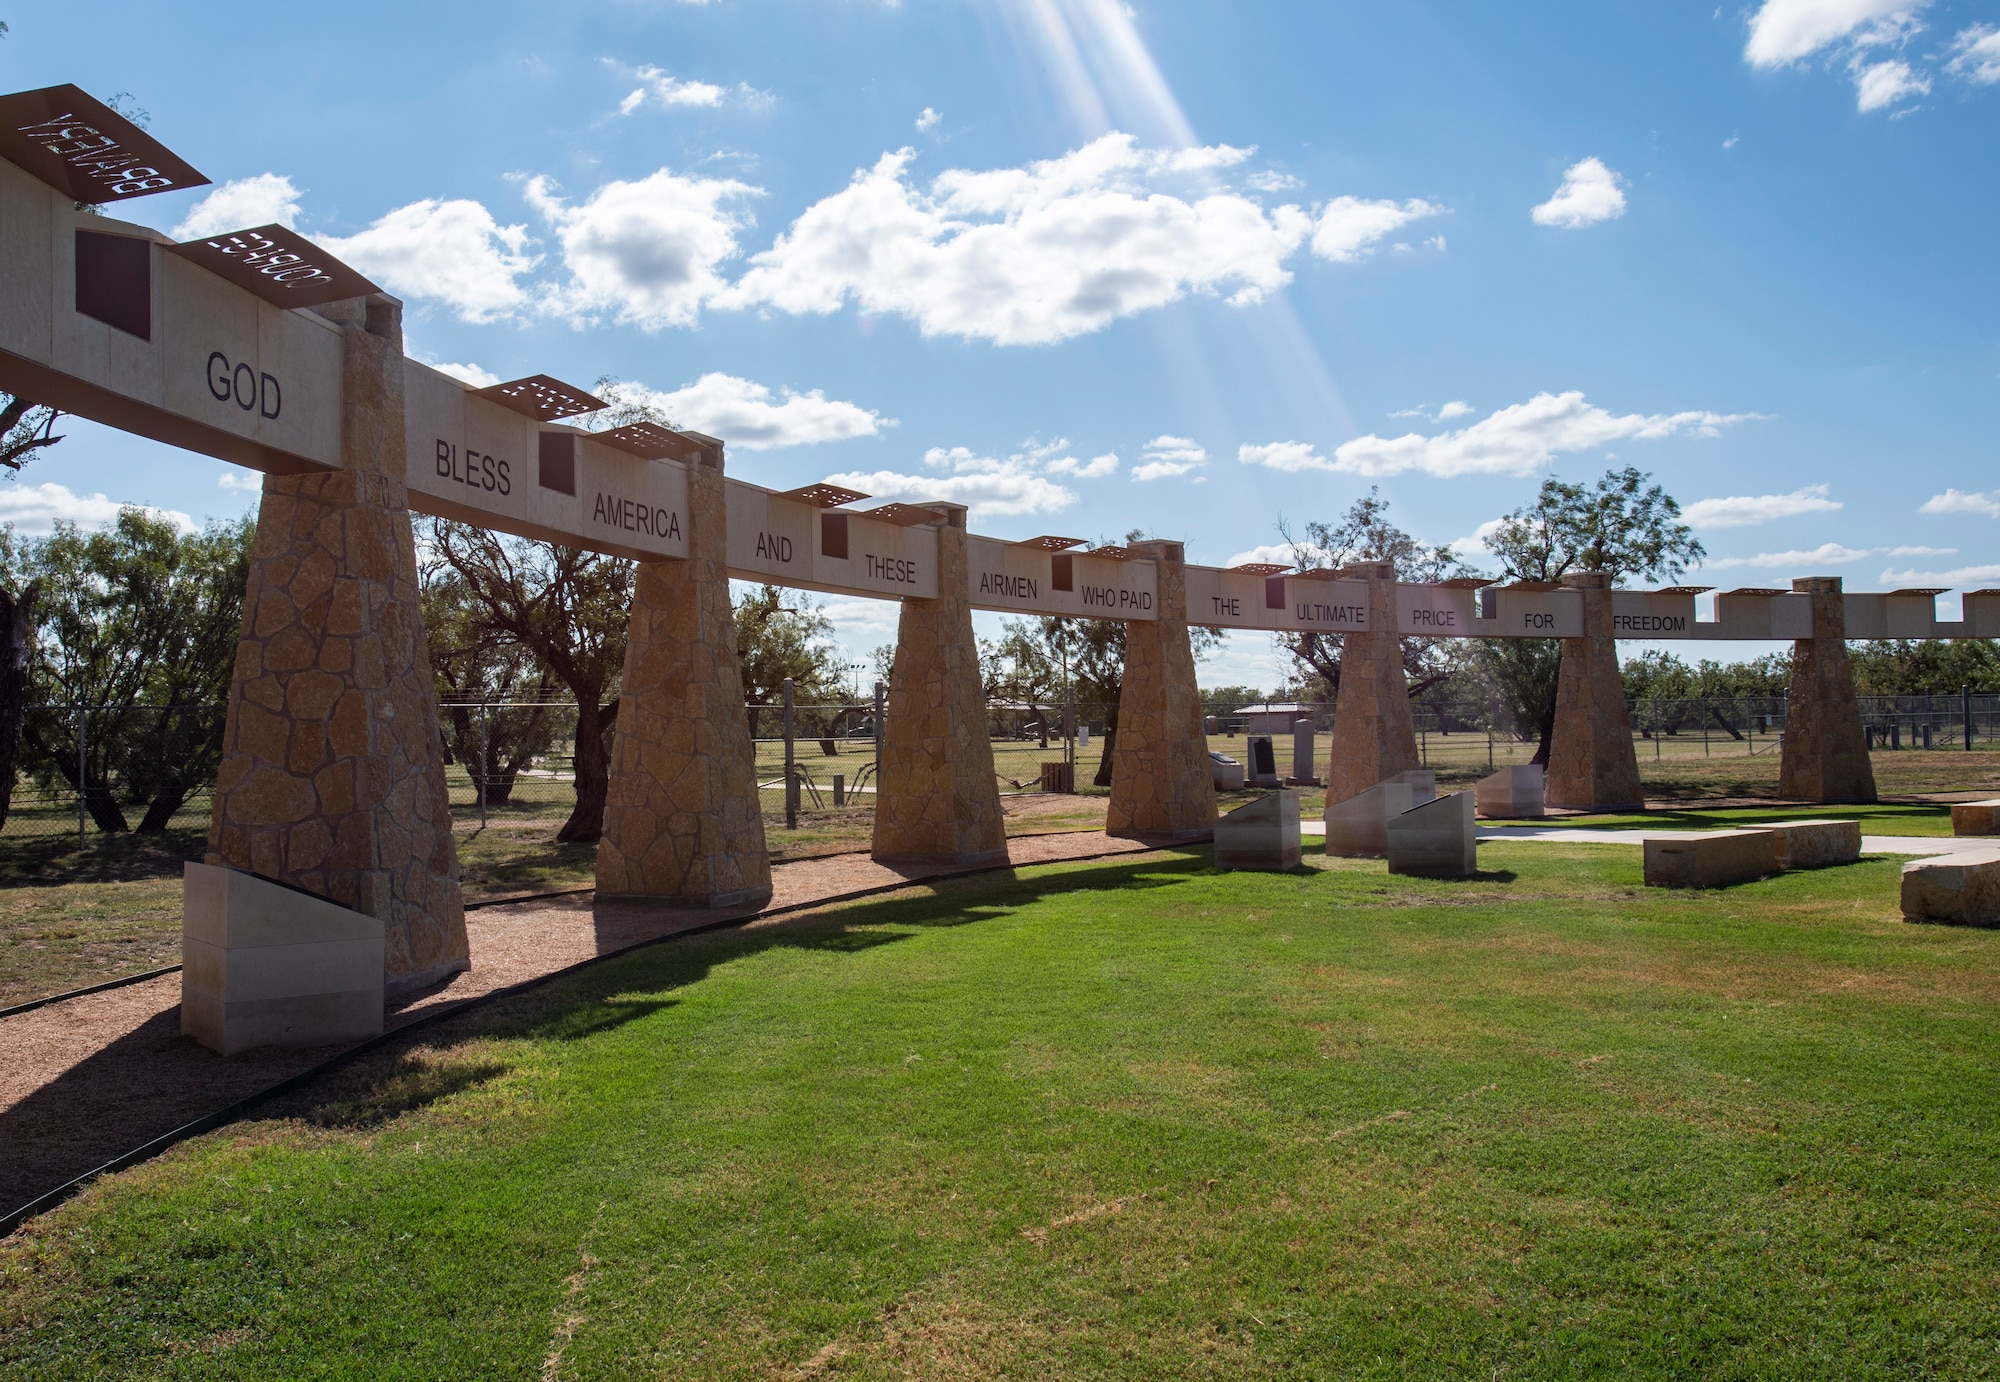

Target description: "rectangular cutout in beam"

left=821, top=510, right=849, bottom=561
left=538, top=431, right=576, bottom=495
left=74, top=228, right=150, bottom=340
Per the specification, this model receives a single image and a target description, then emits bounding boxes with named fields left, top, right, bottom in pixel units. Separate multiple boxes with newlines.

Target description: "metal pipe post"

left=873, top=679, right=885, bottom=782
left=783, top=677, right=798, bottom=829
left=477, top=702, right=489, bottom=828
left=1966, top=684, right=1975, bottom=752
left=76, top=706, right=86, bottom=849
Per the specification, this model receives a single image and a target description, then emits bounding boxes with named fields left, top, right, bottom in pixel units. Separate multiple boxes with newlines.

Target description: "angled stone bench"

left=1951, top=800, right=2000, bottom=836
left=1643, top=830, right=1780, bottom=889
left=1387, top=791, right=1477, bottom=878
left=1762, top=818, right=1862, bottom=870
left=1901, top=851, right=2000, bottom=927
left=1213, top=789, right=1302, bottom=872
left=1475, top=764, right=1545, bottom=819
left=1323, top=780, right=1416, bottom=858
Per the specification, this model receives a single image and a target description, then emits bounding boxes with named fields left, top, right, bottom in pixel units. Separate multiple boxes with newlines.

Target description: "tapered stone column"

left=1780, top=576, right=1877, bottom=803
left=207, top=297, right=465, bottom=996
left=1324, top=561, right=1421, bottom=806
left=1108, top=540, right=1214, bottom=843
left=597, top=441, right=772, bottom=907
left=1546, top=570, right=1643, bottom=812
left=872, top=504, right=1007, bottom=867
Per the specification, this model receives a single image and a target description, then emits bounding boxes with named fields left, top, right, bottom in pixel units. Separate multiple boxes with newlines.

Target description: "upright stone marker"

left=207, top=297, right=466, bottom=996
left=873, top=504, right=1008, bottom=866
left=1108, top=540, right=1215, bottom=842
left=1546, top=571, right=1643, bottom=812
left=598, top=440, right=772, bottom=908
left=1779, top=576, right=1877, bottom=803
left=1324, top=561, right=1420, bottom=805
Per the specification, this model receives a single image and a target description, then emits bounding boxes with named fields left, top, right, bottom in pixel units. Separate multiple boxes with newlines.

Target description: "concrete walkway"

left=1299, top=819, right=1983, bottom=857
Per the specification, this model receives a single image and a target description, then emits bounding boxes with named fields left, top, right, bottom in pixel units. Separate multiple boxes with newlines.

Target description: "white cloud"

left=598, top=373, right=890, bottom=450
left=1045, top=451, right=1119, bottom=479
left=1921, top=488, right=2000, bottom=517
left=619, top=66, right=727, bottom=111
left=217, top=471, right=261, bottom=493
left=1327, top=391, right=1753, bottom=479
left=171, top=173, right=304, bottom=240
left=325, top=199, right=539, bottom=323
left=427, top=360, right=502, bottom=388
left=1244, top=170, right=1304, bottom=193
left=1947, top=24, right=2000, bottom=83
left=1683, top=483, right=1841, bottom=528
left=916, top=107, right=941, bottom=131
left=1702, top=542, right=1875, bottom=569
left=1744, top=0, right=1923, bottom=66
left=1724, top=134, right=1742, bottom=149
left=825, top=443, right=1078, bottom=518
left=1888, top=544, right=1956, bottom=557
left=1448, top=518, right=1506, bottom=560
left=1130, top=434, right=1206, bottom=482
left=0, top=483, right=193, bottom=535
left=1878, top=561, right=2000, bottom=586
left=716, top=134, right=1316, bottom=345
left=1532, top=158, right=1626, bottom=229
left=1238, top=440, right=1332, bottom=473
left=1309, top=196, right=1443, bottom=262
left=524, top=170, right=759, bottom=330
left=1435, top=401, right=1473, bottom=421
left=1852, top=57, right=1931, bottom=109
left=1222, top=541, right=1300, bottom=568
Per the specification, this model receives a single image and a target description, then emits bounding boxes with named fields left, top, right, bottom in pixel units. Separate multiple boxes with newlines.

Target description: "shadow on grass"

left=298, top=1053, right=514, bottom=1130
left=0, top=829, right=207, bottom=888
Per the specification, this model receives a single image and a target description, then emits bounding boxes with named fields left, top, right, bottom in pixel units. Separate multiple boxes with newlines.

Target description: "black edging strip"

left=0, top=841, right=1185, bottom=1239
left=0, top=965, right=184, bottom=1021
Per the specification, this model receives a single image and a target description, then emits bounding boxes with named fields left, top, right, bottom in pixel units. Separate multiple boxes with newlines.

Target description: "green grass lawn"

left=6, top=842, right=2000, bottom=1378
left=1562, top=802, right=1956, bottom=836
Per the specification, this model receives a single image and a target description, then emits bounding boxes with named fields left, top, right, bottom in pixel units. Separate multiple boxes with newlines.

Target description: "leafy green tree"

left=1480, top=467, right=1703, bottom=763
left=1851, top=639, right=2000, bottom=695
left=419, top=556, right=560, bottom=806
left=983, top=618, right=1063, bottom=746
left=6, top=511, right=252, bottom=831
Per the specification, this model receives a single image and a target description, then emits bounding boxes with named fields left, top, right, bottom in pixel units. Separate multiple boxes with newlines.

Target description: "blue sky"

left=4, top=0, right=1997, bottom=686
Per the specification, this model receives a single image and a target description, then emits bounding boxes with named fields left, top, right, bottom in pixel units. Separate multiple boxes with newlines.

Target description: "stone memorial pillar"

left=207, top=297, right=466, bottom=996
left=872, top=504, right=1008, bottom=867
left=1107, top=539, right=1215, bottom=843
left=1546, top=570, right=1643, bottom=812
left=1324, top=561, right=1421, bottom=805
left=1780, top=576, right=1877, bottom=803
left=597, top=441, right=772, bottom=907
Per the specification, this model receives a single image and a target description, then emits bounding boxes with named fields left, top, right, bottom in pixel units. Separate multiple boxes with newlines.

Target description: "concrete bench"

left=1901, top=851, right=2000, bottom=927
left=1323, top=780, right=1416, bottom=858
left=1951, top=800, right=2000, bottom=836
left=1390, top=769, right=1436, bottom=805
left=1387, top=791, right=1477, bottom=878
left=182, top=862, right=385, bottom=1056
left=1475, top=764, right=1545, bottom=819
left=1763, top=818, right=1862, bottom=870
left=1213, top=789, right=1302, bottom=872
left=1643, top=830, right=1780, bottom=889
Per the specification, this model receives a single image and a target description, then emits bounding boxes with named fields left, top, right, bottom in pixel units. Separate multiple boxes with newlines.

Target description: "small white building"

left=1233, top=702, right=1317, bottom=735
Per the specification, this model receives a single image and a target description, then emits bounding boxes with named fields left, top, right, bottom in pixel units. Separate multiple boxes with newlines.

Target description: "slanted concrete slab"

left=1643, top=830, right=1779, bottom=888
left=1764, top=818, right=1862, bottom=870
left=182, top=861, right=385, bottom=1056
left=1324, top=780, right=1415, bottom=858
left=1213, top=789, right=1302, bottom=872
left=1951, top=800, right=2000, bottom=836
left=1390, top=768, right=1436, bottom=804
left=1476, top=764, right=1545, bottom=819
left=1902, top=852, right=2000, bottom=926
left=1209, top=752, right=1245, bottom=791
left=1387, top=791, right=1477, bottom=878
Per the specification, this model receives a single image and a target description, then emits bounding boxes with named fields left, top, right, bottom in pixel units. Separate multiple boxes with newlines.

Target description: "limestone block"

left=1643, top=830, right=1779, bottom=889
left=1764, top=818, right=1862, bottom=870
left=873, top=506, right=1009, bottom=866
left=1210, top=752, right=1246, bottom=791
left=1213, top=789, right=1302, bottom=872
left=1325, top=561, right=1421, bottom=804
left=1780, top=577, right=1877, bottom=804
left=1108, top=541, right=1217, bottom=844
left=1390, top=768, right=1436, bottom=804
left=1901, top=852, right=2000, bottom=926
left=1475, top=764, right=1545, bottom=819
left=1386, top=790, right=1477, bottom=878
left=1951, top=800, right=2000, bottom=836
left=1324, top=780, right=1416, bottom=858
left=181, top=861, right=384, bottom=1056
left=599, top=442, right=772, bottom=908
left=1547, top=571, right=1644, bottom=812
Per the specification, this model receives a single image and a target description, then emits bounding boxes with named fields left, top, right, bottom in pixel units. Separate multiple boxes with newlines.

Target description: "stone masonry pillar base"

left=1324, top=561, right=1421, bottom=807
left=1546, top=570, right=1644, bottom=812
left=1780, top=576, right=1877, bottom=804
left=1107, top=540, right=1215, bottom=843
left=598, top=442, right=772, bottom=908
left=871, top=506, right=1008, bottom=867
left=206, top=297, right=465, bottom=998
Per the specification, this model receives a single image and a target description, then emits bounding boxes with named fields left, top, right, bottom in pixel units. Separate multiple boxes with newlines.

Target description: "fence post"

left=783, top=676, right=798, bottom=830
left=76, top=705, right=85, bottom=849
left=873, top=679, right=884, bottom=787
left=1966, top=684, right=1975, bottom=753
left=477, top=702, right=489, bottom=828
left=1702, top=696, right=1709, bottom=757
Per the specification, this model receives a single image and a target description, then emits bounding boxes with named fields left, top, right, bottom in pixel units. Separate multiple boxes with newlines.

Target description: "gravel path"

left=0, top=831, right=1161, bottom=1220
